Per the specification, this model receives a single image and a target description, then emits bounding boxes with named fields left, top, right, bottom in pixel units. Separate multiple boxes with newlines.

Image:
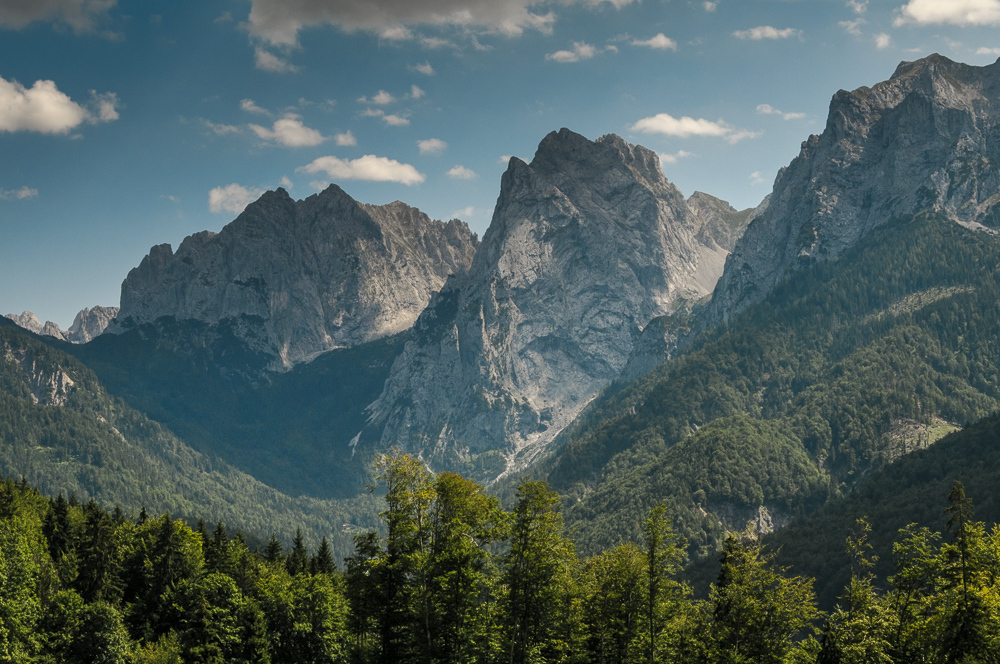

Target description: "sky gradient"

left=2, top=0, right=1000, bottom=326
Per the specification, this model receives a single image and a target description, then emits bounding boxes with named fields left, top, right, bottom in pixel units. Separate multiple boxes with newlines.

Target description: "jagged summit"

left=367, top=129, right=749, bottom=479
left=4, top=306, right=118, bottom=344
left=111, top=185, right=479, bottom=369
left=707, top=54, right=1000, bottom=325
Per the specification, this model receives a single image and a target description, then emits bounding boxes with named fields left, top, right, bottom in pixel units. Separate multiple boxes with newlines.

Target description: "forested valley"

left=3, top=448, right=999, bottom=664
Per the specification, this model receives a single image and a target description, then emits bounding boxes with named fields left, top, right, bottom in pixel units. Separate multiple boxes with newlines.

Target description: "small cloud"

left=209, top=183, right=264, bottom=214
left=631, top=33, right=678, bottom=50
left=335, top=131, right=357, bottom=146
left=839, top=18, right=866, bottom=35
left=380, top=25, right=414, bottom=40
left=756, top=103, right=806, bottom=120
left=658, top=150, right=693, bottom=164
left=704, top=2, right=718, bottom=11
left=410, top=85, right=425, bottom=99
left=978, top=46, right=1000, bottom=55
left=895, top=0, right=1000, bottom=27
left=160, top=194, right=179, bottom=203
left=875, top=32, right=892, bottom=49
left=498, top=155, right=513, bottom=164
left=280, top=176, right=294, bottom=188
left=750, top=171, right=768, bottom=186
left=359, top=90, right=397, bottom=105
left=546, top=41, right=598, bottom=63
left=254, top=47, right=299, bottom=74
left=630, top=112, right=760, bottom=143
left=0, top=186, right=38, bottom=200
left=447, top=165, right=477, bottom=180
left=215, top=12, right=233, bottom=23
left=241, top=99, right=270, bottom=115
left=847, top=0, right=868, bottom=14
left=420, top=36, right=455, bottom=50
left=249, top=114, right=326, bottom=147
left=410, top=62, right=435, bottom=76
left=204, top=120, right=241, bottom=135
left=418, top=138, right=447, bottom=154
left=733, top=26, right=802, bottom=40
left=299, top=155, right=425, bottom=185
left=451, top=206, right=475, bottom=218
left=363, top=108, right=411, bottom=126
left=0, top=76, right=117, bottom=135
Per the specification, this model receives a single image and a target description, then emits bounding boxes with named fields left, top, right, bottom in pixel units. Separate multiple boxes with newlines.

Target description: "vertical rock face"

left=66, top=306, right=119, bottom=343
left=709, top=54, right=1000, bottom=324
left=368, top=129, right=745, bottom=479
left=110, top=186, right=479, bottom=368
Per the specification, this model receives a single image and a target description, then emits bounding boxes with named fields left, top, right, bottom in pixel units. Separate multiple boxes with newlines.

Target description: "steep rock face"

left=4, top=311, right=67, bottom=341
left=66, top=306, right=118, bottom=343
left=110, top=186, right=478, bottom=368
left=368, top=129, right=741, bottom=479
left=710, top=54, right=1000, bottom=323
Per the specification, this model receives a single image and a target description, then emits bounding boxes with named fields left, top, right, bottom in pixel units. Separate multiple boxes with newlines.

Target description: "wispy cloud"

left=363, top=108, right=410, bottom=126
left=703, top=2, right=718, bottom=12
left=335, top=131, right=357, bottom=146
left=658, top=150, right=693, bottom=164
left=733, top=26, right=802, bottom=40
left=240, top=99, right=270, bottom=115
left=978, top=46, right=1000, bottom=55
left=546, top=41, right=599, bottom=62
left=299, top=155, right=425, bottom=185
left=204, top=120, right=241, bottom=135
left=756, top=103, right=805, bottom=120
left=410, top=61, right=435, bottom=75
left=418, top=138, right=447, bottom=154
left=750, top=171, right=768, bottom=186
left=0, top=0, right=116, bottom=34
left=0, top=186, right=38, bottom=200
left=254, top=47, right=299, bottom=73
left=630, top=112, right=760, bottom=144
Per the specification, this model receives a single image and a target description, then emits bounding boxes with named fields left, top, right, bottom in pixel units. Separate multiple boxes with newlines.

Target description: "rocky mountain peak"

left=111, top=186, right=479, bottom=369
left=707, top=54, right=1000, bottom=325
left=5, top=306, right=118, bottom=344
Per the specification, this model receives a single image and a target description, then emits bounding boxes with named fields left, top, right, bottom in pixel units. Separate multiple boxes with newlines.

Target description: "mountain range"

left=3, top=53, right=999, bottom=567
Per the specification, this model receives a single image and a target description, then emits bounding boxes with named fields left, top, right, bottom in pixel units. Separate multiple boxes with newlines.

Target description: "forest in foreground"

left=2, top=452, right=999, bottom=664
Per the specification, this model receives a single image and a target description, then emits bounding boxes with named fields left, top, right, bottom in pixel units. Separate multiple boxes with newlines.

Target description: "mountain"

left=709, top=53, right=1000, bottom=325
left=366, top=129, right=751, bottom=481
left=5, top=306, right=119, bottom=343
left=0, top=316, right=377, bottom=550
left=109, top=185, right=478, bottom=370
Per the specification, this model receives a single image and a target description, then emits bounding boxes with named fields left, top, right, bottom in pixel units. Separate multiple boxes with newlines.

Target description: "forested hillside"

left=545, top=212, right=1000, bottom=556
left=0, top=318, right=377, bottom=550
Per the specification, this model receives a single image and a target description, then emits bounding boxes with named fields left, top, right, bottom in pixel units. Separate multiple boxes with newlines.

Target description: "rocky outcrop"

left=66, top=306, right=118, bottom=343
left=367, top=129, right=747, bottom=480
left=709, top=54, right=1000, bottom=324
left=110, top=186, right=479, bottom=369
left=5, top=311, right=66, bottom=341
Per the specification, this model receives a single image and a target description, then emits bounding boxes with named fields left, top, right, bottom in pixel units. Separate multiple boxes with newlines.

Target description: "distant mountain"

left=709, top=53, right=1000, bottom=326
left=4, top=306, right=118, bottom=343
left=110, top=185, right=478, bottom=370
left=366, top=129, right=752, bottom=480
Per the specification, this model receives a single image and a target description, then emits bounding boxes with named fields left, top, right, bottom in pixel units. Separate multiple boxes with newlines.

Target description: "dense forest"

left=3, top=450, right=999, bottom=663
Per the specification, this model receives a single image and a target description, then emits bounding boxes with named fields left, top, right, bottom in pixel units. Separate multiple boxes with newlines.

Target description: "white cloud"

left=498, top=155, right=513, bottom=163
left=373, top=90, right=396, bottom=105
left=241, top=98, right=270, bottom=114
left=875, top=32, right=892, bottom=49
left=280, top=175, right=294, bottom=188
left=447, top=165, right=477, bottom=179
left=0, top=186, right=38, bottom=200
left=546, top=41, right=598, bottom=62
left=733, top=26, right=802, bottom=40
left=630, top=112, right=760, bottom=143
left=410, top=61, right=435, bottom=75
left=631, top=33, right=678, bottom=50
left=335, top=130, right=357, bottom=146
left=840, top=18, right=866, bottom=35
left=0, top=76, right=118, bottom=134
left=703, top=2, right=718, bottom=11
left=246, top=0, right=570, bottom=46
left=978, top=46, right=1000, bottom=55
left=418, top=138, right=447, bottom=154
left=657, top=150, right=693, bottom=164
left=254, top=47, right=299, bottom=73
left=895, top=0, right=1000, bottom=26
left=756, top=103, right=805, bottom=120
left=0, top=0, right=116, bottom=34
left=299, top=154, right=425, bottom=185
left=410, top=85, right=425, bottom=99
left=363, top=108, right=411, bottom=126
left=209, top=183, right=265, bottom=214
left=848, top=0, right=869, bottom=14
left=380, top=25, right=413, bottom=40
left=249, top=114, right=326, bottom=147
left=420, top=36, right=455, bottom=49
left=749, top=171, right=768, bottom=185
left=204, top=120, right=241, bottom=135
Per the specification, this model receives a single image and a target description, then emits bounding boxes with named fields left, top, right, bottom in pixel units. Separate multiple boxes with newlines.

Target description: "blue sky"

left=2, top=0, right=999, bottom=327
